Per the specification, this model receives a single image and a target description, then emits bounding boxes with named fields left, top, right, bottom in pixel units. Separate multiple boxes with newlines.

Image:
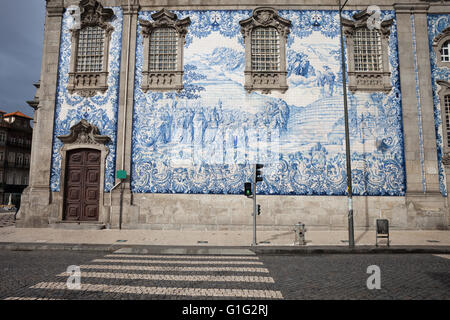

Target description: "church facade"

left=17, top=0, right=450, bottom=230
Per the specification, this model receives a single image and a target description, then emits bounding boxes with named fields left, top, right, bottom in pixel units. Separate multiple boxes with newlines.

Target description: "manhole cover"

left=116, top=240, right=127, bottom=243
left=259, top=241, right=271, bottom=244
left=427, top=240, right=440, bottom=243
left=197, top=241, right=208, bottom=244
left=341, top=240, right=349, bottom=243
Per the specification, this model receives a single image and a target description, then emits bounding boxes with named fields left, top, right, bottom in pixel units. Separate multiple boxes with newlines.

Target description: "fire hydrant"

left=293, top=222, right=306, bottom=245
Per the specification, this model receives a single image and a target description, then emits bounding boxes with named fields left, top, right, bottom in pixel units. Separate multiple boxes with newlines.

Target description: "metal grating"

left=251, top=27, right=280, bottom=72
left=149, top=28, right=177, bottom=71
left=445, top=95, right=450, bottom=148
left=76, top=26, right=105, bottom=73
left=353, top=28, right=382, bottom=72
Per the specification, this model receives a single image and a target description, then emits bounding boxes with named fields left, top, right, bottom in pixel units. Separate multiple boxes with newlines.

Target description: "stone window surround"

left=240, top=7, right=292, bottom=94
left=438, top=80, right=450, bottom=166
left=67, top=0, right=115, bottom=98
left=433, top=26, right=450, bottom=69
left=342, top=10, right=393, bottom=93
left=139, top=8, right=191, bottom=92
left=57, top=119, right=111, bottom=223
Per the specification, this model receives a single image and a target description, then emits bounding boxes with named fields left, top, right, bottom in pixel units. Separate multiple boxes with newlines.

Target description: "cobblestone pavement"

left=0, top=251, right=449, bottom=300
left=0, top=213, right=14, bottom=228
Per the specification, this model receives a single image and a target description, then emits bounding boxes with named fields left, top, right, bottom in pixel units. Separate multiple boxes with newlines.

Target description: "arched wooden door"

left=63, top=148, right=101, bottom=221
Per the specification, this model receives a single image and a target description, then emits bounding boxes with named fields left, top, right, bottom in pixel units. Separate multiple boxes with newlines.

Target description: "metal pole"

left=252, top=165, right=257, bottom=246
left=338, top=0, right=355, bottom=248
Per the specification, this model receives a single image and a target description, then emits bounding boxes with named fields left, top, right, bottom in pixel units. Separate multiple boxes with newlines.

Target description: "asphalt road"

left=0, top=250, right=449, bottom=300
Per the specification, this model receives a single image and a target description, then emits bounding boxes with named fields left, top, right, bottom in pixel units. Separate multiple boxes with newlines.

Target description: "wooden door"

left=63, top=149, right=100, bottom=221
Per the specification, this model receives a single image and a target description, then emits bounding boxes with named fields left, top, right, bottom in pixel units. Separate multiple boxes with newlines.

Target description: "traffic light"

left=255, top=164, right=264, bottom=183
left=257, top=204, right=261, bottom=215
left=244, top=182, right=252, bottom=197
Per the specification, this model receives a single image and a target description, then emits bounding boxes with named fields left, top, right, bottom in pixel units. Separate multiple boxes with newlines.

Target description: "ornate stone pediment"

left=76, top=0, right=115, bottom=31
left=239, top=7, right=292, bottom=39
left=139, top=8, right=191, bottom=38
left=342, top=10, right=393, bottom=38
left=57, top=119, right=110, bottom=145
left=442, top=152, right=450, bottom=166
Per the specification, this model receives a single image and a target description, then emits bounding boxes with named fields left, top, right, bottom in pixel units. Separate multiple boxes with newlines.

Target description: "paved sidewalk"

left=0, top=226, right=449, bottom=253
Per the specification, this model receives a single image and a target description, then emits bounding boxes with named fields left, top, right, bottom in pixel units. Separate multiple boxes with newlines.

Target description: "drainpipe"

left=115, top=0, right=133, bottom=230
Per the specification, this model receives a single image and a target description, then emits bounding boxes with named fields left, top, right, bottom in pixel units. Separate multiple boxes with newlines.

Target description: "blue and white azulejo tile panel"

left=50, top=7, right=123, bottom=192
left=131, top=10, right=405, bottom=196
left=427, top=13, right=450, bottom=196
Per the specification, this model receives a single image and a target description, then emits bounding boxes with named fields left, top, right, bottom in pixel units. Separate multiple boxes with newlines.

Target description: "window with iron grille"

left=441, top=40, right=450, bottom=62
left=76, top=26, right=105, bottom=73
left=445, top=95, right=450, bottom=148
left=251, top=27, right=280, bottom=72
left=149, top=28, right=177, bottom=71
left=353, top=28, right=382, bottom=72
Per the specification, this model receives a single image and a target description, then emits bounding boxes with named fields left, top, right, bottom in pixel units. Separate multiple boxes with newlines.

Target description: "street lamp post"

left=338, top=0, right=355, bottom=248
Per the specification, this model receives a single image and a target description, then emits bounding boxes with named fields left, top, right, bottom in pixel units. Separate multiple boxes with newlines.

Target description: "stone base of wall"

left=111, top=192, right=449, bottom=231
left=16, top=190, right=449, bottom=230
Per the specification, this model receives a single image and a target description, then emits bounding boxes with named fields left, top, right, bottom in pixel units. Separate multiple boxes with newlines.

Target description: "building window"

left=251, top=27, right=280, bottom=72
left=342, top=10, right=393, bottom=92
left=445, top=95, right=450, bottom=148
left=139, top=9, right=191, bottom=92
left=76, top=26, right=105, bottom=73
left=149, top=28, right=178, bottom=71
left=0, top=152, right=3, bottom=161
left=67, top=0, right=114, bottom=97
left=353, top=29, right=382, bottom=72
left=0, top=132, right=6, bottom=142
left=434, top=27, right=450, bottom=68
left=441, top=40, right=450, bottom=62
left=438, top=81, right=450, bottom=166
left=240, top=7, right=291, bottom=94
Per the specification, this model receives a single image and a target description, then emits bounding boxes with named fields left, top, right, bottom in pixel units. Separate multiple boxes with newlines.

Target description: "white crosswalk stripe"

left=5, top=253, right=283, bottom=299
left=57, top=271, right=275, bottom=283
left=29, top=282, right=283, bottom=299
left=77, top=264, right=270, bottom=273
left=105, top=254, right=260, bottom=260
left=92, top=258, right=264, bottom=265
left=433, top=254, right=450, bottom=260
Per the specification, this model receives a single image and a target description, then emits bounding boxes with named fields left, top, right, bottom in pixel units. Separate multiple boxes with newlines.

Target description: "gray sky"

left=0, top=0, right=45, bottom=118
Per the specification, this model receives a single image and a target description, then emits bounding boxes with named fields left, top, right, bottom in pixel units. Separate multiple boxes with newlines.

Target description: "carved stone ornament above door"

left=57, top=119, right=111, bottom=146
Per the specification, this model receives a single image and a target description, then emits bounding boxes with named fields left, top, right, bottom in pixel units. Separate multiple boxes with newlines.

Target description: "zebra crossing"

left=4, top=251, right=283, bottom=300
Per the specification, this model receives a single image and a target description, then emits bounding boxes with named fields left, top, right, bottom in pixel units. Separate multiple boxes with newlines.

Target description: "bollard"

left=293, top=222, right=306, bottom=245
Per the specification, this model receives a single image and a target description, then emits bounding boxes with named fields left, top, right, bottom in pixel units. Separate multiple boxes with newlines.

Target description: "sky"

left=0, top=0, right=46, bottom=118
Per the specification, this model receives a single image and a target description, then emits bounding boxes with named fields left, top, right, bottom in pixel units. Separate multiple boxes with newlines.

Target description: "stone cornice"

left=393, top=3, right=430, bottom=13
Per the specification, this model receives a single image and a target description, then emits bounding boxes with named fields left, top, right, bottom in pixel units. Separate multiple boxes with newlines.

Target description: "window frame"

left=433, top=26, right=450, bottom=69
left=240, top=7, right=292, bottom=94
left=139, top=9, right=191, bottom=92
left=342, top=10, right=393, bottom=93
left=67, top=0, right=115, bottom=97
left=438, top=81, right=450, bottom=167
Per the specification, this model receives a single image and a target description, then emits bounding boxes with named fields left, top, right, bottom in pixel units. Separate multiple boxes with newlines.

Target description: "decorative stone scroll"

left=239, top=7, right=292, bottom=94
left=342, top=9, right=393, bottom=93
left=139, top=9, right=191, bottom=92
left=67, top=0, right=115, bottom=97
left=57, top=119, right=110, bottom=146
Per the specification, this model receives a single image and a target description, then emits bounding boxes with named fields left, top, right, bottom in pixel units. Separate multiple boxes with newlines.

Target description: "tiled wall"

left=131, top=10, right=406, bottom=196
left=50, top=8, right=123, bottom=192
left=427, top=13, right=450, bottom=196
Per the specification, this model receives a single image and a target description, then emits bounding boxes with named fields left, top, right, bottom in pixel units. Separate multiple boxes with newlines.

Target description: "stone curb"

left=0, top=242, right=450, bottom=255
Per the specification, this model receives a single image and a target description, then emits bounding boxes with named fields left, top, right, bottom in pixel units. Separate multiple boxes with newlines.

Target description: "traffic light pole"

left=338, top=0, right=355, bottom=248
left=252, top=165, right=257, bottom=246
